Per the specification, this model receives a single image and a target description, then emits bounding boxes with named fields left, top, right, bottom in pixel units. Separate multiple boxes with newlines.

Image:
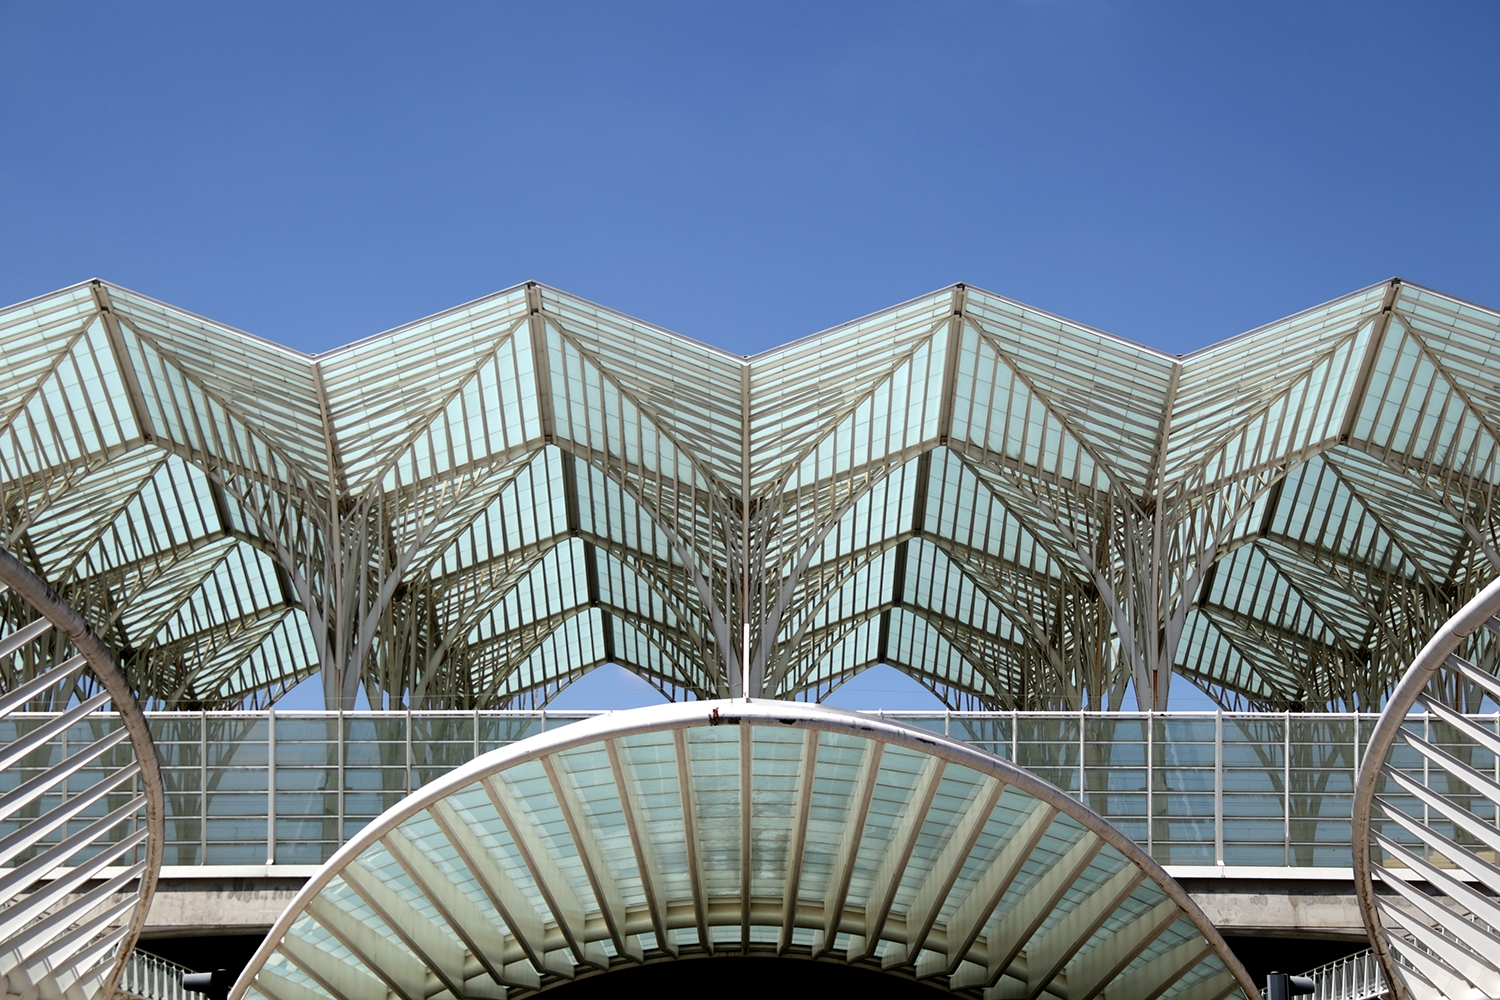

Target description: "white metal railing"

left=1305, top=949, right=1388, bottom=1000
left=9, top=707, right=1497, bottom=871
left=117, top=949, right=190, bottom=1000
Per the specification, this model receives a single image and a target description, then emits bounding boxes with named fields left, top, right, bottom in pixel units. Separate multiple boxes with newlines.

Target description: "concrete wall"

left=137, top=873, right=1374, bottom=943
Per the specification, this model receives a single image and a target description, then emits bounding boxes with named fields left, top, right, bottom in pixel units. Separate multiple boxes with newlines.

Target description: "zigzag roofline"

left=3, top=274, right=1497, bottom=714
left=11, top=275, right=1478, bottom=370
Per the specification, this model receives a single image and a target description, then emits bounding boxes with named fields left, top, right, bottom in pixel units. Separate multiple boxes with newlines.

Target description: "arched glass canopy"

left=233, top=701, right=1255, bottom=1000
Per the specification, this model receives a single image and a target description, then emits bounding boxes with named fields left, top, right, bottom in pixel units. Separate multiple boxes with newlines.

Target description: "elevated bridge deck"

left=9, top=708, right=1478, bottom=944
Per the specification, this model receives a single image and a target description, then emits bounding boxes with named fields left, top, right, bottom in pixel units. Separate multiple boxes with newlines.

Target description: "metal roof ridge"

left=9, top=275, right=1491, bottom=371
left=311, top=279, right=754, bottom=365
left=1391, top=277, right=1500, bottom=319
left=942, top=282, right=1183, bottom=364
left=1177, top=278, right=1401, bottom=363
left=85, top=279, right=321, bottom=365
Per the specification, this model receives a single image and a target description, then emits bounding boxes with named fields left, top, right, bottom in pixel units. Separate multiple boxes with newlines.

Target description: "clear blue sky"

left=3, top=2, right=1496, bottom=710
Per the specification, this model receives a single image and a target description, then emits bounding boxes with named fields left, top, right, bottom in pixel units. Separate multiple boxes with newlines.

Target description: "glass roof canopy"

left=1, top=277, right=1497, bottom=711
left=231, top=700, right=1256, bottom=1000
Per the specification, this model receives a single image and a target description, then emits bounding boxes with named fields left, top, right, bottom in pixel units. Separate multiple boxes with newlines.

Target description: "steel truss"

left=2, top=277, right=1498, bottom=710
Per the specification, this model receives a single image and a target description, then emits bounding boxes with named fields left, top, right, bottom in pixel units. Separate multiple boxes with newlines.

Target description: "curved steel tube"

left=0, top=546, right=165, bottom=1000
left=1352, top=575, right=1500, bottom=1000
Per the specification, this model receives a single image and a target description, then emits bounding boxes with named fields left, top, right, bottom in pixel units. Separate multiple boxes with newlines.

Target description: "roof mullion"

left=336, top=858, right=469, bottom=997
left=977, top=829, right=1103, bottom=990
left=274, top=920, right=387, bottom=1000
left=901, top=776, right=1003, bottom=962
left=428, top=798, right=572, bottom=978
left=777, top=728, right=819, bottom=954
left=540, top=754, right=643, bottom=962
left=1021, top=864, right=1147, bottom=1000
left=854, top=754, right=946, bottom=962
left=483, top=774, right=606, bottom=970
left=379, top=827, right=519, bottom=989
left=812, top=739, right=884, bottom=959
left=937, top=800, right=1056, bottom=979
left=670, top=729, right=712, bottom=952
left=606, top=737, right=677, bottom=956
left=1064, top=899, right=1192, bottom=1000
left=299, top=893, right=422, bottom=1000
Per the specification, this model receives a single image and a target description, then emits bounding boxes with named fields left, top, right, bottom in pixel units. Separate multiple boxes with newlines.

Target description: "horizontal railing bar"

left=1, top=709, right=1485, bottom=874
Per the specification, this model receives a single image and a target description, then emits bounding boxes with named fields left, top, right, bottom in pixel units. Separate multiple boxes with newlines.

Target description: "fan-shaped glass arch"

left=232, top=700, right=1255, bottom=1000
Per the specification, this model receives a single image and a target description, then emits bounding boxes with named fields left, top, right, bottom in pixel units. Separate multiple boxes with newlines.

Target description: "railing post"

left=1283, top=710, right=1292, bottom=867
left=1214, top=709, right=1223, bottom=867
left=266, top=707, right=275, bottom=866
left=337, top=709, right=346, bottom=850
left=199, top=709, right=207, bottom=865
left=405, top=708, right=413, bottom=793
left=1146, top=710, right=1154, bottom=859
left=1078, top=709, right=1086, bottom=803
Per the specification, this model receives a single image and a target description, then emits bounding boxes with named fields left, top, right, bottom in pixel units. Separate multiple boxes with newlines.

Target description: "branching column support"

left=740, top=360, right=753, bottom=698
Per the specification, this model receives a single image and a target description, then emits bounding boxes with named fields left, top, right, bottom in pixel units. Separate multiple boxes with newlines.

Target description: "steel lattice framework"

left=2, top=277, right=1498, bottom=711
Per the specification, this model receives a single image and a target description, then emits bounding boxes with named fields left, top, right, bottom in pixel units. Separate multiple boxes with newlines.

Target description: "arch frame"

left=0, top=545, right=166, bottom=1000
left=1351, top=574, right=1500, bottom=1000
left=232, top=698, right=1258, bottom=1000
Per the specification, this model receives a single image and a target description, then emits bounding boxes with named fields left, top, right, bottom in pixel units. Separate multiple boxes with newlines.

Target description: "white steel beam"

left=1163, top=969, right=1240, bottom=1000
left=739, top=723, right=752, bottom=948
left=541, top=755, right=642, bottom=961
left=933, top=801, right=1056, bottom=979
left=606, top=737, right=676, bottom=955
left=429, top=799, right=572, bottom=979
left=778, top=728, right=820, bottom=954
left=252, top=967, right=340, bottom=1000
left=1022, top=863, right=1145, bottom=1000
left=1065, top=896, right=1182, bottom=1000
left=672, top=728, right=712, bottom=951
left=977, top=830, right=1103, bottom=988
left=1091, top=936, right=1212, bottom=1000
left=900, top=775, right=1003, bottom=963
left=484, top=773, right=608, bottom=969
left=380, top=828, right=521, bottom=989
left=337, top=859, right=471, bottom=997
left=814, top=739, right=885, bottom=958
left=861, top=755, right=946, bottom=963
left=304, top=892, right=429, bottom=1000
left=279, top=914, right=394, bottom=1000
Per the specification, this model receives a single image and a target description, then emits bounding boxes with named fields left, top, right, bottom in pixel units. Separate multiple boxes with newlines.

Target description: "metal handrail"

left=116, top=949, right=190, bottom=1000
left=1304, top=949, right=1388, bottom=1000
left=7, top=705, right=1484, bottom=871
